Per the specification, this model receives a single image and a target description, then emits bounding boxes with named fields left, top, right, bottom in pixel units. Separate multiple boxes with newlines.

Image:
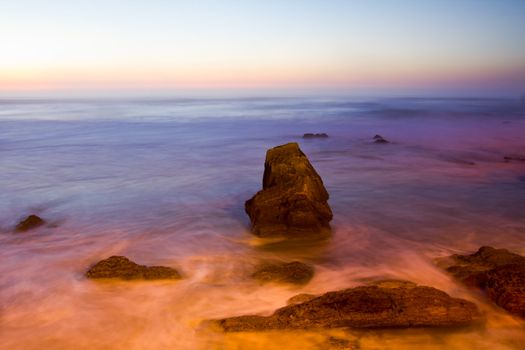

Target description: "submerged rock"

left=86, top=256, right=181, bottom=280
left=324, top=336, right=356, bottom=350
left=15, top=215, right=45, bottom=232
left=303, top=133, right=328, bottom=138
left=441, top=246, right=525, bottom=318
left=252, top=261, right=314, bottom=285
left=438, top=154, right=476, bottom=166
left=213, top=281, right=480, bottom=331
left=504, top=155, right=525, bottom=162
left=245, top=143, right=333, bottom=238
left=373, top=134, right=389, bottom=144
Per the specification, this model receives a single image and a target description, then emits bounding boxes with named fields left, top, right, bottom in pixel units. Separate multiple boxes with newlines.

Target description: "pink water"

left=1, top=97, right=524, bottom=349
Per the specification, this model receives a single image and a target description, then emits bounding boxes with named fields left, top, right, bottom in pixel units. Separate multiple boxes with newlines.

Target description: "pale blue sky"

left=1, top=0, right=524, bottom=95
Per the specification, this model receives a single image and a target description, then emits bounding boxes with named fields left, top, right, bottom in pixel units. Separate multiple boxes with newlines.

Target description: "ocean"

left=1, top=96, right=524, bottom=349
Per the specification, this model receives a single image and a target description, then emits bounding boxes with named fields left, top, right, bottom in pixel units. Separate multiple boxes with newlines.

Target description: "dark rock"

left=15, top=215, right=45, bottom=232
left=369, top=279, right=417, bottom=289
left=374, top=139, right=389, bottom=144
left=324, top=336, right=356, bottom=350
left=252, top=261, right=314, bottom=285
left=440, top=246, right=525, bottom=318
left=504, top=155, right=525, bottom=162
left=213, top=281, right=480, bottom=331
left=303, top=133, right=328, bottom=138
left=467, top=264, right=525, bottom=318
left=438, top=155, right=476, bottom=166
left=287, top=293, right=317, bottom=305
left=86, top=256, right=181, bottom=280
left=245, top=143, right=333, bottom=238
left=373, top=135, right=389, bottom=144
left=444, top=246, right=525, bottom=279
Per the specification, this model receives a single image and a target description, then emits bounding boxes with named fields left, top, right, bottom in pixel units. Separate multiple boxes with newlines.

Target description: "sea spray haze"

left=1, top=97, right=525, bottom=349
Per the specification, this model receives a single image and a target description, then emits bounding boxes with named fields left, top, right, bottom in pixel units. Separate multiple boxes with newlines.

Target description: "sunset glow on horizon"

left=1, top=0, right=525, bottom=96
left=2, top=2, right=525, bottom=349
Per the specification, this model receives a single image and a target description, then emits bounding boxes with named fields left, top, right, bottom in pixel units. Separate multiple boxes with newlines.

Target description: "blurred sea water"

left=0, top=96, right=524, bottom=349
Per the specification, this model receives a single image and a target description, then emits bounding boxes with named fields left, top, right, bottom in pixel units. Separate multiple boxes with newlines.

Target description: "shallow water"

left=1, top=97, right=525, bottom=349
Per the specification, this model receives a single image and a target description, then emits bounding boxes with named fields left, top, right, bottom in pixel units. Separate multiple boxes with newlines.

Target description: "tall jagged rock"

left=245, top=143, right=332, bottom=238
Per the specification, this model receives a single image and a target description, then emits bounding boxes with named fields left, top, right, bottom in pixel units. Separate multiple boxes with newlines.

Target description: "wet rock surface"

left=252, top=261, right=314, bottom=285
left=324, top=336, right=357, bottom=350
left=303, top=133, right=328, bottom=138
left=15, top=215, right=46, bottom=232
left=245, top=142, right=333, bottom=238
left=86, top=256, right=181, bottom=280
left=373, top=135, right=389, bottom=144
left=441, top=246, right=525, bottom=318
left=213, top=281, right=480, bottom=331
left=287, top=293, right=317, bottom=305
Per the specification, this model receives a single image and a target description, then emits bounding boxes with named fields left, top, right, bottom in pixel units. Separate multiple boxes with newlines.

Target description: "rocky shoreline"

left=214, top=143, right=524, bottom=333
left=8, top=142, right=525, bottom=339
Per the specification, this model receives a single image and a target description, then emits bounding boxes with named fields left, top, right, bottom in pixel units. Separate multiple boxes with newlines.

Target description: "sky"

left=1, top=0, right=525, bottom=96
